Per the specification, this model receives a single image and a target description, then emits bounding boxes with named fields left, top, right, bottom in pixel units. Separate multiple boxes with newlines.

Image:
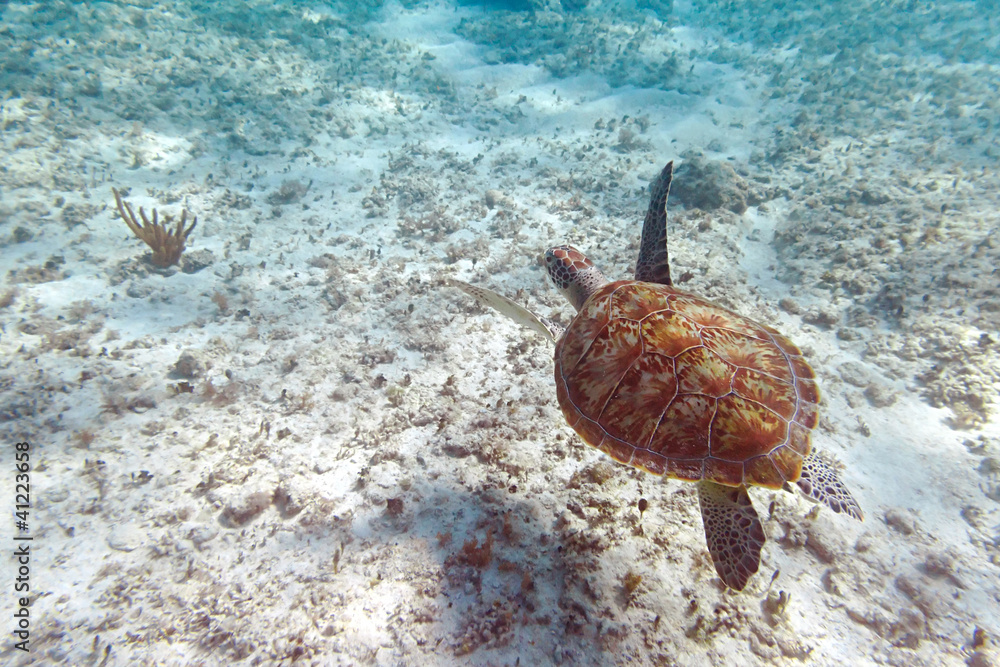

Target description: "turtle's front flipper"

left=447, top=279, right=563, bottom=342
left=634, top=161, right=674, bottom=287
left=795, top=453, right=864, bottom=521
left=698, top=481, right=765, bottom=591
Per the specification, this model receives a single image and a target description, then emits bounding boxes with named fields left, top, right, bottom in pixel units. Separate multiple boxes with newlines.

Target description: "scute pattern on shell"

left=555, top=281, right=817, bottom=489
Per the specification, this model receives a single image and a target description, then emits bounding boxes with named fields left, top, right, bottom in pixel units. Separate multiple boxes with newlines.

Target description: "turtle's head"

left=544, top=245, right=609, bottom=312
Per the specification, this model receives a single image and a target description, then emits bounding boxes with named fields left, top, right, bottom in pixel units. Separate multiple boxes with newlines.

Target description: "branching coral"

left=112, top=188, right=197, bottom=267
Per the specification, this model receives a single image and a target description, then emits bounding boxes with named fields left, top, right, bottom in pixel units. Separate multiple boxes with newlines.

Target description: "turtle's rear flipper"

left=795, top=453, right=864, bottom=521
left=447, top=279, right=563, bottom=342
left=698, top=481, right=765, bottom=591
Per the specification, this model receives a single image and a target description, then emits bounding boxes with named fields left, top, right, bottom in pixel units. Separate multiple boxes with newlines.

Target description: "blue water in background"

left=0, top=1, right=998, bottom=665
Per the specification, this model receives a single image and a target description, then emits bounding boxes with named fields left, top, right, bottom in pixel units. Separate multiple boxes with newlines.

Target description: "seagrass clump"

left=112, top=188, right=197, bottom=267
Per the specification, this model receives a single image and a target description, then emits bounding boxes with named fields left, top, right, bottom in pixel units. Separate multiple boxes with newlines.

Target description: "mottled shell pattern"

left=554, top=280, right=819, bottom=489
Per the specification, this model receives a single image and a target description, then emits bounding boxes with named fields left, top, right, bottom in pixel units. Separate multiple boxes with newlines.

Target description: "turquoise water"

left=0, top=1, right=997, bottom=665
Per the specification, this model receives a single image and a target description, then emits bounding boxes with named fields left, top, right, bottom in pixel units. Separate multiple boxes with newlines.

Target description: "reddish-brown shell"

left=554, top=281, right=818, bottom=489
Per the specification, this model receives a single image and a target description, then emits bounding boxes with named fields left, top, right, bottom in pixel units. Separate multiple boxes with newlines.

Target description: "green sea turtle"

left=450, top=161, right=862, bottom=590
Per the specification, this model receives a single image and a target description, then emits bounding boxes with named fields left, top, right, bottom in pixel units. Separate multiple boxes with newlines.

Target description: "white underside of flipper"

left=448, top=279, right=563, bottom=342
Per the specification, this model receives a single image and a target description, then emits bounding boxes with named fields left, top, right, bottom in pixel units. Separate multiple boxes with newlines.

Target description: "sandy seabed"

left=0, top=0, right=998, bottom=665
